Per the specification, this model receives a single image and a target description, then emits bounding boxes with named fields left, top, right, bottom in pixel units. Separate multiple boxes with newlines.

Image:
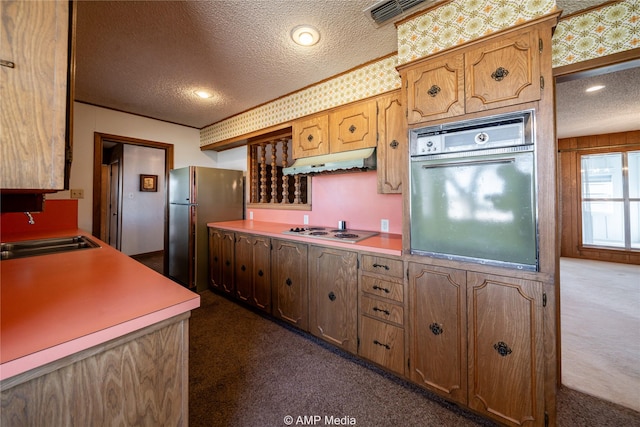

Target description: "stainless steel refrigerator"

left=169, top=166, right=243, bottom=292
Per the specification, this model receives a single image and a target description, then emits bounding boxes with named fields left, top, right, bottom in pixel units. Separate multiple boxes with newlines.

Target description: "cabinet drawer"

left=360, top=295, right=403, bottom=326
left=361, top=255, right=404, bottom=278
left=359, top=316, right=404, bottom=375
left=361, top=275, right=404, bottom=303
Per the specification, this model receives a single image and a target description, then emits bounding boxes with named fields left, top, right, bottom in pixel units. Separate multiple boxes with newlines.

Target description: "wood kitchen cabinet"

left=208, top=228, right=235, bottom=295
left=1, top=0, right=72, bottom=190
left=402, top=22, right=544, bottom=126
left=309, top=246, right=358, bottom=354
left=376, top=90, right=406, bottom=194
left=408, top=263, right=467, bottom=405
left=271, top=239, right=309, bottom=331
left=292, top=98, right=377, bottom=159
left=292, top=114, right=330, bottom=158
left=358, top=254, right=406, bottom=375
left=234, top=232, right=271, bottom=313
left=467, top=272, right=544, bottom=426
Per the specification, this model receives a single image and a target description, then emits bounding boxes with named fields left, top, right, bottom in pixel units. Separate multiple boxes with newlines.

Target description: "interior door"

left=108, top=161, right=121, bottom=249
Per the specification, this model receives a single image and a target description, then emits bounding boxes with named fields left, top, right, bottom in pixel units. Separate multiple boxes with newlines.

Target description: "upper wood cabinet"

left=376, top=90, right=406, bottom=194
left=292, top=114, right=329, bottom=158
left=405, top=54, right=465, bottom=124
left=292, top=98, right=377, bottom=159
left=1, top=0, right=71, bottom=190
left=402, top=24, right=543, bottom=126
left=329, top=98, right=377, bottom=154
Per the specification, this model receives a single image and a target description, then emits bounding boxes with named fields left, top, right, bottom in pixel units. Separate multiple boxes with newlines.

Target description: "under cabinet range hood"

left=282, top=148, right=376, bottom=176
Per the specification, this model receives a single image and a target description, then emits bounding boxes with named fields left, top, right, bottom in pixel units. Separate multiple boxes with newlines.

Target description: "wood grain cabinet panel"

left=465, top=29, right=541, bottom=113
left=292, top=114, right=330, bottom=158
left=376, top=91, right=406, bottom=194
left=329, top=99, right=377, bottom=153
left=359, top=316, right=405, bottom=375
left=271, top=239, right=309, bottom=331
left=234, top=233, right=271, bottom=312
left=360, top=294, right=403, bottom=326
left=408, top=263, right=467, bottom=405
left=405, top=54, right=465, bottom=125
left=309, top=246, right=358, bottom=353
left=467, top=272, right=544, bottom=426
left=361, top=254, right=404, bottom=279
left=0, top=0, right=70, bottom=190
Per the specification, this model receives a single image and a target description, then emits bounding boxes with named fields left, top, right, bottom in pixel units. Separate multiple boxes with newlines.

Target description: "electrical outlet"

left=381, top=219, right=389, bottom=232
left=303, top=215, right=309, bottom=225
left=249, top=211, right=254, bottom=220
left=70, top=189, right=84, bottom=199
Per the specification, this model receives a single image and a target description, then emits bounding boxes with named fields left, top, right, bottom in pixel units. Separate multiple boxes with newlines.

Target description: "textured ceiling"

left=74, top=0, right=637, bottom=138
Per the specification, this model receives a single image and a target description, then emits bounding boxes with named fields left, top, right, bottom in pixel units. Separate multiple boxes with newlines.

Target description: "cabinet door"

left=234, top=233, right=254, bottom=303
left=329, top=99, right=377, bottom=153
left=252, top=235, right=271, bottom=312
left=271, top=240, right=308, bottom=331
left=309, top=246, right=358, bottom=353
left=405, top=54, right=465, bottom=125
left=467, top=272, right=544, bottom=426
left=376, top=91, right=406, bottom=194
left=219, top=231, right=236, bottom=295
left=465, top=29, right=541, bottom=113
left=208, top=228, right=223, bottom=290
left=1, top=0, right=69, bottom=189
left=408, top=263, right=467, bottom=405
left=292, top=114, right=330, bottom=159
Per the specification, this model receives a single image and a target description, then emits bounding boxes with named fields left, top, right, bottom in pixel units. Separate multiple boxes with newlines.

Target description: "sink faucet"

left=24, top=212, right=35, bottom=225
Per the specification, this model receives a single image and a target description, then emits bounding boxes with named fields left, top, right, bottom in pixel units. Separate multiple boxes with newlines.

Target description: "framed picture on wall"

left=140, top=174, right=158, bottom=192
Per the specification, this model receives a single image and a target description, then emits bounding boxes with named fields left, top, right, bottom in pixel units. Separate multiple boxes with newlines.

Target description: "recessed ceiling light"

left=585, top=85, right=605, bottom=93
left=291, top=25, right=320, bottom=46
left=194, top=90, right=213, bottom=99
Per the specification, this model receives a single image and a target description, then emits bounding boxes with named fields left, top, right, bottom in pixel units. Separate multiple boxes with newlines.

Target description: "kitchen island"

left=0, top=229, right=200, bottom=425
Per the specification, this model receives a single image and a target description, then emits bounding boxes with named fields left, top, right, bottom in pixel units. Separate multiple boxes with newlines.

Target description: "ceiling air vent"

left=364, top=0, right=431, bottom=27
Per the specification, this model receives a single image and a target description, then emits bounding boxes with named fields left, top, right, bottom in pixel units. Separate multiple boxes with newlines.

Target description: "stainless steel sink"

left=1, top=235, right=100, bottom=260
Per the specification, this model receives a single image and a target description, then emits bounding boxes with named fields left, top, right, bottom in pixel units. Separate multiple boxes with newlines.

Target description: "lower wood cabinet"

left=408, top=263, right=467, bottom=404
left=234, top=233, right=271, bottom=312
left=208, top=228, right=235, bottom=295
left=271, top=239, right=309, bottom=331
left=408, top=262, right=546, bottom=426
left=467, top=272, right=545, bottom=427
left=359, top=315, right=405, bottom=375
left=309, top=246, right=358, bottom=354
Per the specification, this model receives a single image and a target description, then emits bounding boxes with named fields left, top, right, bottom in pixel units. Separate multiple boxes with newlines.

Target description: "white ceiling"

left=75, top=0, right=638, bottom=138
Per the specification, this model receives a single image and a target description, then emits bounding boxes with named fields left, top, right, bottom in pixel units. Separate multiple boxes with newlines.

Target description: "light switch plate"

left=381, top=219, right=389, bottom=232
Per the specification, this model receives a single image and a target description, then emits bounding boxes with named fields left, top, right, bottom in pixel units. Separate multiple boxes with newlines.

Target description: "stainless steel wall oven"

left=409, top=110, right=538, bottom=271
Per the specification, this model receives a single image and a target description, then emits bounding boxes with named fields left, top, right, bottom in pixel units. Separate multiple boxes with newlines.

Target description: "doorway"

left=93, top=133, right=174, bottom=271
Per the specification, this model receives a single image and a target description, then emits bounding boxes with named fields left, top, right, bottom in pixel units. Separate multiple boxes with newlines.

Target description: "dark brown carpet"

left=188, top=290, right=640, bottom=427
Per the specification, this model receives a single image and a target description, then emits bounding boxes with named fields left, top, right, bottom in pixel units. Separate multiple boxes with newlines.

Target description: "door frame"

left=93, top=133, right=174, bottom=266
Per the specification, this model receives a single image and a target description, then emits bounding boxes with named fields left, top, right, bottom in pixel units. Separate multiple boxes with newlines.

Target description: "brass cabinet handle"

left=349, top=124, right=356, bottom=133
left=491, top=67, right=509, bottom=81
left=390, top=140, right=399, bottom=149
left=427, top=84, right=440, bottom=97
left=494, top=341, right=512, bottom=357
left=307, top=134, right=314, bottom=142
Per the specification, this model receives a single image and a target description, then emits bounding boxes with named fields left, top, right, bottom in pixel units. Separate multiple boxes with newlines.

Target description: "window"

left=580, top=150, right=640, bottom=250
left=247, top=135, right=310, bottom=209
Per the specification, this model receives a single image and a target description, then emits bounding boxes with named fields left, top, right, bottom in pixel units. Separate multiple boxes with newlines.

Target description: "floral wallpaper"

left=396, top=0, right=557, bottom=65
left=201, top=0, right=638, bottom=147
left=552, top=0, right=639, bottom=68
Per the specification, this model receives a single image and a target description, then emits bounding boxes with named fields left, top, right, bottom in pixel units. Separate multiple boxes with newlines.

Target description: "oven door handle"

left=421, top=157, right=516, bottom=169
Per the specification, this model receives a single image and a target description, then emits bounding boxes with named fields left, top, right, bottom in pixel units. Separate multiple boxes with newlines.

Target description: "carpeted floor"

left=188, top=290, right=640, bottom=427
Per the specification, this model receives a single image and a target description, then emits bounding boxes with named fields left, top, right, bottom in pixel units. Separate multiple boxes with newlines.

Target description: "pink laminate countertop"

left=0, top=229, right=200, bottom=381
left=207, top=220, right=403, bottom=256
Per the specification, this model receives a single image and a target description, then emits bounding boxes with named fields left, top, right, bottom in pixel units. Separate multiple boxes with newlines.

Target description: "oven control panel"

left=411, top=133, right=443, bottom=156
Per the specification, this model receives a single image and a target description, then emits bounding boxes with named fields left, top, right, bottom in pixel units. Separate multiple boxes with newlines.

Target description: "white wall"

left=119, top=145, right=165, bottom=255
left=49, top=102, right=229, bottom=232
